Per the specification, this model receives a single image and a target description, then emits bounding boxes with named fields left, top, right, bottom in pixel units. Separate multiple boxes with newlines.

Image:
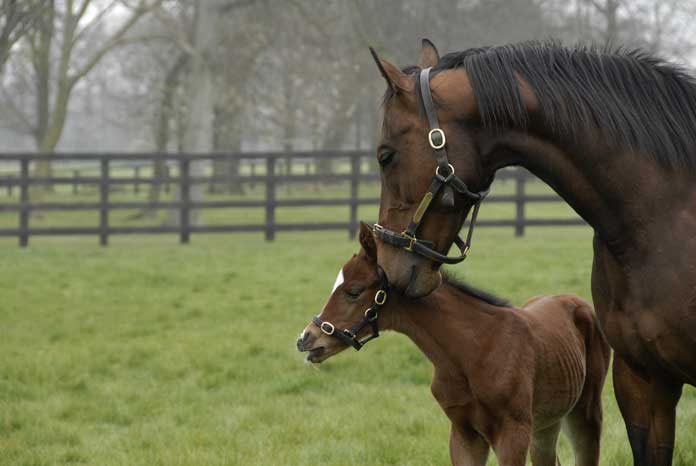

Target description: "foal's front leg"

left=449, top=423, right=489, bottom=466
left=490, top=419, right=532, bottom=466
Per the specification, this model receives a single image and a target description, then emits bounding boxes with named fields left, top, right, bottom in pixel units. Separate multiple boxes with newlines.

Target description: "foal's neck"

left=384, top=284, right=504, bottom=374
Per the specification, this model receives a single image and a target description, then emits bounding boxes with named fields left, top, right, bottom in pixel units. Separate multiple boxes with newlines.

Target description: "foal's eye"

left=344, top=287, right=365, bottom=300
left=378, top=148, right=395, bottom=167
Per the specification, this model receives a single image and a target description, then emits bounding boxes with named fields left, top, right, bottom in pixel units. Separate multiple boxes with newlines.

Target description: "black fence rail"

left=0, top=151, right=585, bottom=247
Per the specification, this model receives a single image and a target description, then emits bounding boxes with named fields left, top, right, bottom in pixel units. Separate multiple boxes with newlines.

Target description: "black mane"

left=441, top=270, right=510, bottom=308
left=430, top=41, right=696, bottom=171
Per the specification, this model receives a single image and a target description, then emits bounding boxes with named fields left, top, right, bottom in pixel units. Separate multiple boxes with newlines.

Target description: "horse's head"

left=297, top=223, right=387, bottom=364
left=371, top=40, right=489, bottom=298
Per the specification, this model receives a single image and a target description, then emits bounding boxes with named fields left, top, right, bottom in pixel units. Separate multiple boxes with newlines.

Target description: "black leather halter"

left=312, top=267, right=389, bottom=351
left=372, top=67, right=489, bottom=265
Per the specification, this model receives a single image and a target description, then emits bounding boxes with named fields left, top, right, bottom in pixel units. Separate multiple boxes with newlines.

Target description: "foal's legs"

left=613, top=354, right=683, bottom=466
left=449, top=423, right=489, bottom=466
left=490, top=420, right=531, bottom=466
left=562, top=393, right=603, bottom=466
left=530, top=422, right=561, bottom=466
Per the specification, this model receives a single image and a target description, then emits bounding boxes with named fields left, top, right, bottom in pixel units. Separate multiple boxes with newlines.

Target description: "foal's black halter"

left=372, top=67, right=489, bottom=265
left=312, top=267, right=389, bottom=351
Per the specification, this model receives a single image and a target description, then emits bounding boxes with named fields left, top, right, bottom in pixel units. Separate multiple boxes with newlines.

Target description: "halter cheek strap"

left=372, top=67, right=490, bottom=265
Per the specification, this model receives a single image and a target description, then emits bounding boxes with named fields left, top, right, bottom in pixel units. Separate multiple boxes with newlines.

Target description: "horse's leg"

left=530, top=422, right=561, bottom=466
left=613, top=354, right=683, bottom=466
left=449, top=423, right=489, bottom=466
left=490, top=420, right=531, bottom=466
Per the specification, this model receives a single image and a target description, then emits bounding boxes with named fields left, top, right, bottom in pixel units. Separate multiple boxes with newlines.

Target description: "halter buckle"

left=320, top=321, right=335, bottom=336
left=428, top=128, right=446, bottom=149
left=371, top=223, right=384, bottom=236
left=374, top=289, right=387, bottom=305
left=402, top=231, right=417, bottom=252
left=435, top=163, right=455, bottom=183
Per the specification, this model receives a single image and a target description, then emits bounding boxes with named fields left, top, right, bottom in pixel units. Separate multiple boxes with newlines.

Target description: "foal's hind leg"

left=613, top=354, right=683, bottom=466
left=449, top=423, right=489, bottom=466
left=562, top=393, right=603, bottom=466
left=530, top=422, right=561, bottom=466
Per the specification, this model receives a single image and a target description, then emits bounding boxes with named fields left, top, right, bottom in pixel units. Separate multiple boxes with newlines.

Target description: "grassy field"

left=1, top=227, right=695, bottom=466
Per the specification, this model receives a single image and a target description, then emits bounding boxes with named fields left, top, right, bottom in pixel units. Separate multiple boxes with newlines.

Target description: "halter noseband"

left=372, top=67, right=489, bottom=265
left=312, top=267, right=389, bottom=351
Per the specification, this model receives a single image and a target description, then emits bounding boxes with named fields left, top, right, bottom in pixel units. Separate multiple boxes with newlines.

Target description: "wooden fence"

left=0, top=151, right=585, bottom=247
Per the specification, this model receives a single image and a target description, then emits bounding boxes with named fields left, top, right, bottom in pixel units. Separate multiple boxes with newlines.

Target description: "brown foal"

left=297, top=224, right=611, bottom=466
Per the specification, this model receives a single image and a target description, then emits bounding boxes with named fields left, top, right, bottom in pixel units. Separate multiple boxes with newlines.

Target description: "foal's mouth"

left=304, top=346, right=326, bottom=363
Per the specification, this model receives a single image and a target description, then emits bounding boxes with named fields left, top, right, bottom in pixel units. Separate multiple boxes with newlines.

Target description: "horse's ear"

left=418, top=38, right=440, bottom=68
left=358, top=222, right=377, bottom=261
left=369, top=47, right=413, bottom=93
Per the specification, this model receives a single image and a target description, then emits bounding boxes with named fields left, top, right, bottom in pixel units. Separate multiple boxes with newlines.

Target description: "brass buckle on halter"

left=371, top=223, right=384, bottom=236
left=428, top=128, right=446, bottom=149
left=320, top=322, right=335, bottom=335
left=402, top=231, right=417, bottom=252
left=374, top=290, right=387, bottom=305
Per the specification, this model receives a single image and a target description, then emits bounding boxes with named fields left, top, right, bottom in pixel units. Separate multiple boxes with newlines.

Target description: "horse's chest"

left=592, top=238, right=696, bottom=381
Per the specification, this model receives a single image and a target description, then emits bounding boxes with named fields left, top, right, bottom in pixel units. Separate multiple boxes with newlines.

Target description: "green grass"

left=0, top=228, right=694, bottom=466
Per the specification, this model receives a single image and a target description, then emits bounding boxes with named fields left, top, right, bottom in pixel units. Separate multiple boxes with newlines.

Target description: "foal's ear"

left=418, top=38, right=440, bottom=68
left=358, top=222, right=377, bottom=261
left=369, top=47, right=413, bottom=94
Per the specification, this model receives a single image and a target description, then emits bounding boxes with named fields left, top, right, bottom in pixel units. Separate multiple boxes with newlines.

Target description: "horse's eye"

left=344, top=286, right=365, bottom=300
left=378, top=149, right=395, bottom=166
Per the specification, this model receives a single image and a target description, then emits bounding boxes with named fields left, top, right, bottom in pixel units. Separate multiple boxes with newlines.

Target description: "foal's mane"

left=426, top=41, right=696, bottom=171
left=441, top=270, right=510, bottom=308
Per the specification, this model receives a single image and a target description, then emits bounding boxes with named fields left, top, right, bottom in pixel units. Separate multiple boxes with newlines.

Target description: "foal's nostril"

left=296, top=331, right=313, bottom=352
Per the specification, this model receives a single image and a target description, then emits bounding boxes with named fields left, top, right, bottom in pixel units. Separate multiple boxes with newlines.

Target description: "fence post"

left=6, top=175, right=13, bottom=197
left=250, top=161, right=256, bottom=190
left=19, top=158, right=29, bottom=247
left=348, top=154, right=360, bottom=239
left=265, top=157, right=275, bottom=241
left=99, top=159, right=109, bottom=246
left=73, top=170, right=79, bottom=194
left=134, top=166, right=140, bottom=194
left=515, top=170, right=525, bottom=237
left=180, top=158, right=191, bottom=244
left=164, top=165, right=171, bottom=193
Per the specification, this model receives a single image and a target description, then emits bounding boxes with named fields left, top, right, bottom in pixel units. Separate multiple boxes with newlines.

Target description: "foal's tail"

left=571, top=297, right=612, bottom=419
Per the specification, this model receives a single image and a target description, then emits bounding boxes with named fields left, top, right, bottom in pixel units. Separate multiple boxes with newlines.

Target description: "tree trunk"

left=210, top=105, right=243, bottom=194
left=166, top=0, right=218, bottom=227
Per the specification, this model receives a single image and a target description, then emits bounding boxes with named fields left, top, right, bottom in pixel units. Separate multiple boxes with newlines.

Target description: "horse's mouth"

left=305, top=346, right=326, bottom=363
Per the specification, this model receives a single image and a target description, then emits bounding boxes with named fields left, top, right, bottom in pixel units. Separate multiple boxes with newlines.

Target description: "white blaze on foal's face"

left=331, top=268, right=345, bottom=293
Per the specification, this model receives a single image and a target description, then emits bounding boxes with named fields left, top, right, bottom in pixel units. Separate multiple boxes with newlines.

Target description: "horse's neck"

left=439, top=68, right=693, bottom=253
left=478, top=123, right=687, bottom=253
left=385, top=287, right=500, bottom=374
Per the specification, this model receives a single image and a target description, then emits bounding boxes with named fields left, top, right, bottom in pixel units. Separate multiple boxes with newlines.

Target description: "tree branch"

left=68, top=0, right=162, bottom=87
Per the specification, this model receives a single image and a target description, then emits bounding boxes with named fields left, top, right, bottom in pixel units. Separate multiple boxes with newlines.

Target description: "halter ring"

left=374, top=290, right=387, bottom=305
left=435, top=164, right=455, bottom=182
left=428, top=128, right=446, bottom=149
left=320, top=322, right=335, bottom=335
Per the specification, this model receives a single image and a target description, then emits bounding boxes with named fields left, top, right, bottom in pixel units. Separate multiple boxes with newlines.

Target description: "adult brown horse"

left=297, top=224, right=610, bottom=466
left=368, top=40, right=696, bottom=466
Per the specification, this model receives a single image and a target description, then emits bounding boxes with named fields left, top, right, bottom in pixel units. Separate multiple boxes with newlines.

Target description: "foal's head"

left=297, top=224, right=386, bottom=364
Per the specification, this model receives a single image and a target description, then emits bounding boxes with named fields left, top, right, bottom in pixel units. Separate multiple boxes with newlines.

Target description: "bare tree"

left=0, top=0, right=161, bottom=181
